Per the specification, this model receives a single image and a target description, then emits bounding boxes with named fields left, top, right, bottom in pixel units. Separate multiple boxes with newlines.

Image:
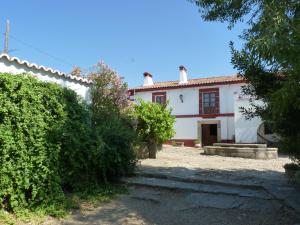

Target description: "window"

left=203, top=92, right=217, bottom=114
left=199, top=88, right=219, bottom=115
left=154, top=95, right=165, bottom=104
left=152, top=92, right=166, bottom=105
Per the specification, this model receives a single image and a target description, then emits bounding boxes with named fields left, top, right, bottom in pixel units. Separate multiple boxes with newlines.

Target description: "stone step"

left=213, top=143, right=267, bottom=148
left=137, top=171, right=265, bottom=191
left=123, top=176, right=273, bottom=200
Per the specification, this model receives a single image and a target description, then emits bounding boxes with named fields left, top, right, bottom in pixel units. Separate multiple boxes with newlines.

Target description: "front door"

left=201, top=124, right=218, bottom=146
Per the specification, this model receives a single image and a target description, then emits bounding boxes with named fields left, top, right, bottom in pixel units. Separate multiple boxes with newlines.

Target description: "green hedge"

left=0, top=74, right=66, bottom=212
left=0, top=73, right=136, bottom=214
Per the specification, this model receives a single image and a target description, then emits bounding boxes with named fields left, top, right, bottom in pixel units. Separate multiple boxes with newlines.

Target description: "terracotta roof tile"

left=129, top=74, right=245, bottom=92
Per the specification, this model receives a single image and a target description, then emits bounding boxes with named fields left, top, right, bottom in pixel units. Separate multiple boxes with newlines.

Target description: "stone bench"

left=204, top=145, right=278, bottom=159
left=213, top=143, right=267, bottom=148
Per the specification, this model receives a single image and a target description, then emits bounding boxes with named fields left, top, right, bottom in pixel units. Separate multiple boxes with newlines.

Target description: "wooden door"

left=201, top=124, right=218, bottom=146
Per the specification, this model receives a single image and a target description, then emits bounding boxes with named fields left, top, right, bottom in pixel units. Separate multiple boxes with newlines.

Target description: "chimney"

left=143, top=72, right=154, bottom=86
left=179, top=65, right=188, bottom=84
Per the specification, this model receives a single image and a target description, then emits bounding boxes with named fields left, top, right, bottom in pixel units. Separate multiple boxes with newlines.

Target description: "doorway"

left=201, top=124, right=218, bottom=146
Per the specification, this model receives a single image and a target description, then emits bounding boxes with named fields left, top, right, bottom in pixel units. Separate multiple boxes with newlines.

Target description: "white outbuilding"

left=0, top=54, right=91, bottom=101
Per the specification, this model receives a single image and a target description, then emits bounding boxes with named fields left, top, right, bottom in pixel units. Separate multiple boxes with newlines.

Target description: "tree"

left=134, top=100, right=175, bottom=158
left=87, top=62, right=129, bottom=122
left=191, top=0, right=300, bottom=162
left=86, top=62, right=137, bottom=181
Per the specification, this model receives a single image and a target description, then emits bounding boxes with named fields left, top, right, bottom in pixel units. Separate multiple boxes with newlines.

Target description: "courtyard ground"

left=63, top=146, right=300, bottom=225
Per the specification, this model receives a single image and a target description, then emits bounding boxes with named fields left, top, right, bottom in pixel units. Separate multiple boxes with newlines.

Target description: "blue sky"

left=0, top=1, right=246, bottom=87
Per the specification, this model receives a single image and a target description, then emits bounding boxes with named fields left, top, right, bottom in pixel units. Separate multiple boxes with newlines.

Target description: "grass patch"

left=0, top=183, right=128, bottom=225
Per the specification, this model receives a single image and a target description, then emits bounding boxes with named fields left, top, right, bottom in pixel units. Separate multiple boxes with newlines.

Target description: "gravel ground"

left=139, top=145, right=292, bottom=185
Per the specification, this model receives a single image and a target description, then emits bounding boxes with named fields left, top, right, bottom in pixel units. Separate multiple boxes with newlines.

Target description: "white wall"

left=0, top=59, right=90, bottom=101
left=172, top=116, right=235, bottom=140
left=234, top=97, right=262, bottom=143
left=134, top=83, right=243, bottom=115
left=134, top=83, right=243, bottom=141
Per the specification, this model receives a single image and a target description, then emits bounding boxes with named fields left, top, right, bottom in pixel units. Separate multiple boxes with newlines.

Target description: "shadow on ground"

left=62, top=165, right=300, bottom=225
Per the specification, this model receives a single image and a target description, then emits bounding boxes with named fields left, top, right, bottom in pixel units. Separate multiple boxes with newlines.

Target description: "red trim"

left=199, top=88, right=220, bottom=115
left=152, top=92, right=166, bottom=104
left=165, top=139, right=196, bottom=147
left=129, top=80, right=246, bottom=93
left=175, top=113, right=234, bottom=118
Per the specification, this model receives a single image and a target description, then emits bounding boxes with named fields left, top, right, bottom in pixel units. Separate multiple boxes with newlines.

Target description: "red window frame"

left=152, top=92, right=167, bottom=105
left=199, top=88, right=220, bottom=115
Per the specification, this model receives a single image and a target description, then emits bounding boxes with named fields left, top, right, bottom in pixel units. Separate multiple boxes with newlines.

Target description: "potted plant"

left=283, top=163, right=300, bottom=180
left=194, top=140, right=201, bottom=148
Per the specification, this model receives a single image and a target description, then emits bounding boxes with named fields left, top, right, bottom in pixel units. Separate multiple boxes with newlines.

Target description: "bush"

left=134, top=100, right=175, bottom=143
left=88, top=63, right=137, bottom=182
left=0, top=71, right=137, bottom=215
left=0, top=73, right=65, bottom=212
left=91, top=115, right=136, bottom=182
left=134, top=100, right=175, bottom=158
left=57, top=89, right=93, bottom=190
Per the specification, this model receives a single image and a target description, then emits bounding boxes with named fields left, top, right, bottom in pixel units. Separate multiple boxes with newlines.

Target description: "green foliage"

left=192, top=0, right=300, bottom=163
left=57, top=89, right=93, bottom=190
left=0, top=183, right=127, bottom=225
left=134, top=100, right=175, bottom=143
left=88, top=63, right=137, bottom=182
left=0, top=73, right=65, bottom=213
left=66, top=183, right=128, bottom=207
left=88, top=62, right=129, bottom=121
left=0, top=70, right=136, bottom=218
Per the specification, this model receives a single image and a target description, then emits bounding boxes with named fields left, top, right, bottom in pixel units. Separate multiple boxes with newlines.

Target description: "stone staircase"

left=203, top=143, right=278, bottom=159
left=122, top=169, right=300, bottom=219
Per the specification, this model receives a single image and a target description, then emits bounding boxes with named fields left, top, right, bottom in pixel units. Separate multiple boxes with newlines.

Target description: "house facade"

left=0, top=54, right=91, bottom=101
left=129, top=66, right=264, bottom=147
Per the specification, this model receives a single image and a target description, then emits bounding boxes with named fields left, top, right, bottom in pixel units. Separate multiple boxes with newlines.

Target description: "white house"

left=0, top=54, right=91, bottom=101
left=129, top=66, right=266, bottom=147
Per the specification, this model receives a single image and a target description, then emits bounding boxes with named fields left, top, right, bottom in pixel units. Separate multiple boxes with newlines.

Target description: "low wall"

left=204, top=146, right=278, bottom=159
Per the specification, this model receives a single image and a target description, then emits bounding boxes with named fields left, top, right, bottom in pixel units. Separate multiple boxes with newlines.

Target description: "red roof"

left=129, top=74, right=245, bottom=93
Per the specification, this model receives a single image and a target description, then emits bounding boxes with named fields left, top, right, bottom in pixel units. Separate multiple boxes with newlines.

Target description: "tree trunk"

left=148, top=138, right=157, bottom=159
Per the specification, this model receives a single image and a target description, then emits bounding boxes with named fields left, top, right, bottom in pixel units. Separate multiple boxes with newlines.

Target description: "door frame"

left=197, top=120, right=221, bottom=147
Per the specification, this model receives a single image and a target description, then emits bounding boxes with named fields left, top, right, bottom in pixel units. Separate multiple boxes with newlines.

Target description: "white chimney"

left=143, top=72, right=154, bottom=86
left=179, top=65, right=188, bottom=84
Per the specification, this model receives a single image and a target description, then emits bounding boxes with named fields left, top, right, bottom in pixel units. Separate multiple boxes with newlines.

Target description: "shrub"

left=134, top=100, right=175, bottom=144
left=57, top=89, right=93, bottom=190
left=0, top=70, right=137, bottom=216
left=134, top=100, right=175, bottom=158
left=87, top=62, right=137, bottom=182
left=0, top=73, right=65, bottom=212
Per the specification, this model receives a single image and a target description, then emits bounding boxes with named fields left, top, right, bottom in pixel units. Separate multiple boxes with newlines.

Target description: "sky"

left=0, top=1, right=246, bottom=87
